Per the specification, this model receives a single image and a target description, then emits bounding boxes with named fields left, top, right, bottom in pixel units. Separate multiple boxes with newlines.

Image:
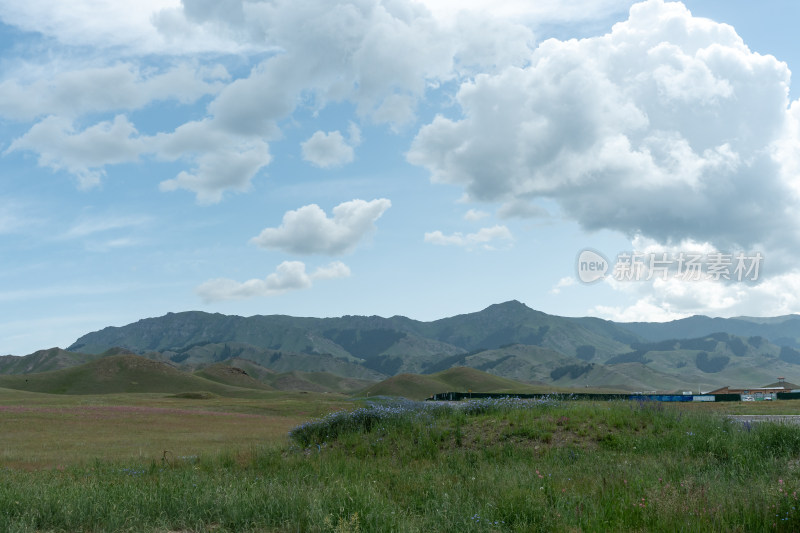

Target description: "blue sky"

left=1, top=0, right=800, bottom=355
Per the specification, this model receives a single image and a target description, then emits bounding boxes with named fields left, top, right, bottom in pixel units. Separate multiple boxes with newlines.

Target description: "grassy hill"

left=193, top=363, right=274, bottom=391
left=362, top=367, right=550, bottom=400
left=0, top=347, right=108, bottom=374
left=0, top=355, right=267, bottom=396
left=262, top=370, right=375, bottom=394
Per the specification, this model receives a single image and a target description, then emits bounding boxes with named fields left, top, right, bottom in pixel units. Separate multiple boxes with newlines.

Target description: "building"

left=708, top=378, right=800, bottom=399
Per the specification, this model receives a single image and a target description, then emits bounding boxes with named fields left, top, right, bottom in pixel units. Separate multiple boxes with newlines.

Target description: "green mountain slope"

left=0, top=347, right=111, bottom=374
left=616, top=315, right=800, bottom=348
left=65, top=301, right=639, bottom=368
left=363, top=367, right=582, bottom=400
left=5, top=301, right=799, bottom=393
left=402, top=301, right=637, bottom=359
left=193, top=363, right=275, bottom=391
left=0, top=355, right=266, bottom=396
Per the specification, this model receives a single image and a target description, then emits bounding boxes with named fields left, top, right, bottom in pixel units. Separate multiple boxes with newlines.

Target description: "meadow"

left=4, top=388, right=800, bottom=531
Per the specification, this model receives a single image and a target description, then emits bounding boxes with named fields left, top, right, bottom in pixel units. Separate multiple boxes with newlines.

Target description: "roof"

left=762, top=381, right=800, bottom=389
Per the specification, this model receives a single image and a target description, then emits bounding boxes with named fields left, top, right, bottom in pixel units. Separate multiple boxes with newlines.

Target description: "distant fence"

left=427, top=392, right=741, bottom=402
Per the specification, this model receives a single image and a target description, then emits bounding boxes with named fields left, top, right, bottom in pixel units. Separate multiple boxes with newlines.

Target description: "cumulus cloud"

left=6, top=115, right=146, bottom=188
left=0, top=0, right=254, bottom=54
left=302, top=130, right=355, bottom=168
left=591, top=269, right=800, bottom=323
left=2, top=0, right=538, bottom=199
left=463, top=208, right=489, bottom=221
left=158, top=139, right=271, bottom=204
left=582, top=233, right=800, bottom=322
left=156, top=0, right=538, bottom=130
left=417, top=0, right=630, bottom=25
left=0, top=63, right=227, bottom=122
left=196, top=260, right=350, bottom=302
left=424, top=224, right=513, bottom=249
left=251, top=198, right=392, bottom=255
left=6, top=111, right=272, bottom=202
left=550, top=276, right=576, bottom=294
left=408, top=0, right=800, bottom=255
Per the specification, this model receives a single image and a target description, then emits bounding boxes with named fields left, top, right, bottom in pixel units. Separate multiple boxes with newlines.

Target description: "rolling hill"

left=361, top=367, right=548, bottom=400
left=0, top=355, right=267, bottom=396
left=0, top=347, right=112, bottom=374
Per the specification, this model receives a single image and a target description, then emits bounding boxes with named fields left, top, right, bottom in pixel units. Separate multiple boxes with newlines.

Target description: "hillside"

left=67, top=301, right=638, bottom=364
left=198, top=358, right=375, bottom=393
left=617, top=314, right=800, bottom=348
left=4, top=301, right=800, bottom=393
left=0, top=355, right=267, bottom=396
left=193, top=363, right=275, bottom=391
left=0, top=347, right=106, bottom=374
left=362, top=367, right=549, bottom=400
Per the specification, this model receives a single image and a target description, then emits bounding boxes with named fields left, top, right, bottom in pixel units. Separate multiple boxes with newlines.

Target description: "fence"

left=427, top=392, right=743, bottom=402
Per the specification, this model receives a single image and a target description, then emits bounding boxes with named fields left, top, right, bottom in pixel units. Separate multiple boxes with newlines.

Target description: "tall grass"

left=3, top=399, right=800, bottom=531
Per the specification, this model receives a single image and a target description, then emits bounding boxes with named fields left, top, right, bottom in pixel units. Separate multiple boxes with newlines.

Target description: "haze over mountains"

left=3, top=301, right=800, bottom=395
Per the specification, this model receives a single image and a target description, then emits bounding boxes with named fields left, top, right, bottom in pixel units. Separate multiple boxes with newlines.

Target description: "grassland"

left=5, top=388, right=800, bottom=531
left=0, top=387, right=352, bottom=469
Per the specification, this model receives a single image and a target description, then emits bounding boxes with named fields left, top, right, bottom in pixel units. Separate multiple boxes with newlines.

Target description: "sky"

left=1, top=0, right=800, bottom=356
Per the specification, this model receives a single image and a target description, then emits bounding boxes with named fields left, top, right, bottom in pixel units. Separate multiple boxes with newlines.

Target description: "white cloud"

left=251, top=198, right=391, bottom=255
left=0, top=0, right=255, bottom=54
left=302, top=130, right=355, bottom=168
left=408, top=0, right=800, bottom=256
left=308, top=260, right=352, bottom=280
left=154, top=0, right=540, bottom=131
left=6, top=112, right=272, bottom=202
left=347, top=123, right=362, bottom=146
left=424, top=224, right=513, bottom=250
left=1, top=0, right=540, bottom=198
left=415, top=0, right=630, bottom=25
left=592, top=297, right=689, bottom=323
left=591, top=271, right=800, bottom=323
left=550, top=276, right=576, bottom=294
left=158, top=139, right=271, bottom=204
left=0, top=63, right=227, bottom=122
left=587, top=236, right=800, bottom=321
left=196, top=260, right=350, bottom=302
left=6, top=115, right=145, bottom=189
left=463, top=209, right=489, bottom=221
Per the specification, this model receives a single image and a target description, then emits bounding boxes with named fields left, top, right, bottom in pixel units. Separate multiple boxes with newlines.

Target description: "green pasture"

left=5, top=391, right=800, bottom=531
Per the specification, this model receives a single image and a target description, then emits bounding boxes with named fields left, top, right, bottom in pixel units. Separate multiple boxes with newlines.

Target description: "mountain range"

left=2, top=300, right=800, bottom=394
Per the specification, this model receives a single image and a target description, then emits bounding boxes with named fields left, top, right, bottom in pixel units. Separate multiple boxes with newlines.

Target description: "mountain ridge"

left=5, top=300, right=800, bottom=392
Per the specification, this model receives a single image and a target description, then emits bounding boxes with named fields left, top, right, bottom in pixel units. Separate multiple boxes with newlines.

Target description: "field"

left=4, top=388, right=800, bottom=531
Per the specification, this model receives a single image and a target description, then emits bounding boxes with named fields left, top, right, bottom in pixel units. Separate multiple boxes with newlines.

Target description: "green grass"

left=0, top=390, right=354, bottom=469
left=0, top=355, right=271, bottom=396
left=5, top=396, right=800, bottom=531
